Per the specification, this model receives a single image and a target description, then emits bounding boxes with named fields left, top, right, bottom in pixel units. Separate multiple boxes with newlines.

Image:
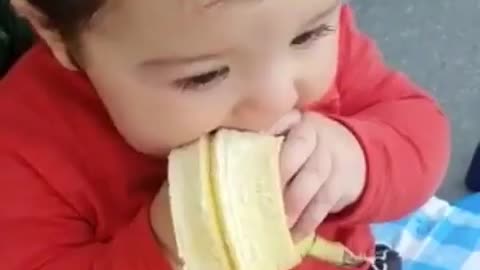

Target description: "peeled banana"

left=168, top=129, right=369, bottom=270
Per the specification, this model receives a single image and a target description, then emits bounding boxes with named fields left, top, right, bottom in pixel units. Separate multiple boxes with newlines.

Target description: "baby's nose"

left=254, top=70, right=300, bottom=111
left=228, top=77, right=300, bottom=132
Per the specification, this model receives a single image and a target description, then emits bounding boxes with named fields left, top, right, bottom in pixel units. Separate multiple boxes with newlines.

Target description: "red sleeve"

left=0, top=153, right=172, bottom=270
left=322, top=6, right=450, bottom=224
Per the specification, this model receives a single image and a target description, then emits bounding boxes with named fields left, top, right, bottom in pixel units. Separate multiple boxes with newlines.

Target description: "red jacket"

left=0, top=6, right=449, bottom=270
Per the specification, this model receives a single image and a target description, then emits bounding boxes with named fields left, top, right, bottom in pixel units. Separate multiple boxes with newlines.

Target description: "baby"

left=0, top=0, right=450, bottom=269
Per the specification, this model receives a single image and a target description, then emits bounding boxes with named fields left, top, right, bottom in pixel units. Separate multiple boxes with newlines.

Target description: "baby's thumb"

left=266, top=110, right=302, bottom=135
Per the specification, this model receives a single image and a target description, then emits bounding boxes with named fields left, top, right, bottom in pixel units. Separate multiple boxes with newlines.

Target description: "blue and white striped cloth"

left=372, top=197, right=480, bottom=270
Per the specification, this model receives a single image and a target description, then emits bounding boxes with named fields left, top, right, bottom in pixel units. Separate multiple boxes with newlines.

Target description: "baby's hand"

left=270, top=111, right=366, bottom=242
left=150, top=183, right=183, bottom=268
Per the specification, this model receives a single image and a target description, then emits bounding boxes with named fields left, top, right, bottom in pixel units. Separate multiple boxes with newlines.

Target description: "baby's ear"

left=10, top=0, right=77, bottom=70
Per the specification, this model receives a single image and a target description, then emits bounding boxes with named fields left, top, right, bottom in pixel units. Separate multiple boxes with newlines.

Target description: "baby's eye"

left=291, top=24, right=336, bottom=47
left=174, top=67, right=230, bottom=91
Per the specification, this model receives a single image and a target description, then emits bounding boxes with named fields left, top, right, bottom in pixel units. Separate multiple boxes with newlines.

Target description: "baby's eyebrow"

left=202, top=0, right=225, bottom=8
left=201, top=0, right=262, bottom=9
left=141, top=53, right=222, bottom=68
left=303, top=0, right=341, bottom=27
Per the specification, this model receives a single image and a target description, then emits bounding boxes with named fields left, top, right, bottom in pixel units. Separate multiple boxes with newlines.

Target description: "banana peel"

left=296, top=234, right=369, bottom=267
left=168, top=129, right=370, bottom=270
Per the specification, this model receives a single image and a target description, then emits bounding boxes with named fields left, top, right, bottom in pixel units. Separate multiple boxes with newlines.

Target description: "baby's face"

left=78, top=0, right=340, bottom=155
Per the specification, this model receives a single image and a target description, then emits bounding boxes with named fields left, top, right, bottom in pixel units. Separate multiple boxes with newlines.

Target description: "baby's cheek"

left=298, top=68, right=337, bottom=108
left=138, top=100, right=232, bottom=153
left=298, top=42, right=339, bottom=106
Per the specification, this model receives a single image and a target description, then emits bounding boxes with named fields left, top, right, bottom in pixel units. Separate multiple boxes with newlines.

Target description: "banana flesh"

left=168, top=129, right=369, bottom=270
left=168, top=136, right=232, bottom=270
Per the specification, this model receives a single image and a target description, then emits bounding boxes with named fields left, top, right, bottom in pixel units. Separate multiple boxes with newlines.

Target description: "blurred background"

left=352, top=0, right=480, bottom=201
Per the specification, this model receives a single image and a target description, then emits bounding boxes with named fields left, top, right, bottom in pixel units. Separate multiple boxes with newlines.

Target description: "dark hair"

left=27, top=0, right=104, bottom=41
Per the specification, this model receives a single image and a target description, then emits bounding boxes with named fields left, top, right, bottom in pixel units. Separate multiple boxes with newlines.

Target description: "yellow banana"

left=168, top=129, right=369, bottom=270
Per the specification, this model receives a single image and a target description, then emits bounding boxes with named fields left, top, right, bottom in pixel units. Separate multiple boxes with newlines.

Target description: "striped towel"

left=372, top=197, right=480, bottom=270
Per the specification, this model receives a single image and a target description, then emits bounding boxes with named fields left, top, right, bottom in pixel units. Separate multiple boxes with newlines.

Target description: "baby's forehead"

left=104, top=0, right=265, bottom=17
left=105, top=0, right=338, bottom=17
left=81, top=0, right=340, bottom=68
left=106, top=0, right=227, bottom=10
left=97, top=0, right=256, bottom=30
left=92, top=0, right=339, bottom=45
left=185, top=0, right=261, bottom=8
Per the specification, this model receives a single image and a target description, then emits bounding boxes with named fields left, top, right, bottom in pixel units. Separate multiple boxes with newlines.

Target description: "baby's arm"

left=318, top=6, right=450, bottom=224
left=0, top=154, right=174, bottom=270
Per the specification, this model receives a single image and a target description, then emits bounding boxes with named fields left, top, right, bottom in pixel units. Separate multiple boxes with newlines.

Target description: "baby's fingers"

left=284, top=142, right=332, bottom=228
left=291, top=181, right=340, bottom=242
left=280, top=121, right=316, bottom=186
left=291, top=198, right=330, bottom=243
left=284, top=168, right=322, bottom=229
left=267, top=110, right=302, bottom=135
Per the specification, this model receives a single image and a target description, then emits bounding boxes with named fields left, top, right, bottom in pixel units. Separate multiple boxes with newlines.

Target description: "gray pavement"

left=351, top=0, right=480, bottom=201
